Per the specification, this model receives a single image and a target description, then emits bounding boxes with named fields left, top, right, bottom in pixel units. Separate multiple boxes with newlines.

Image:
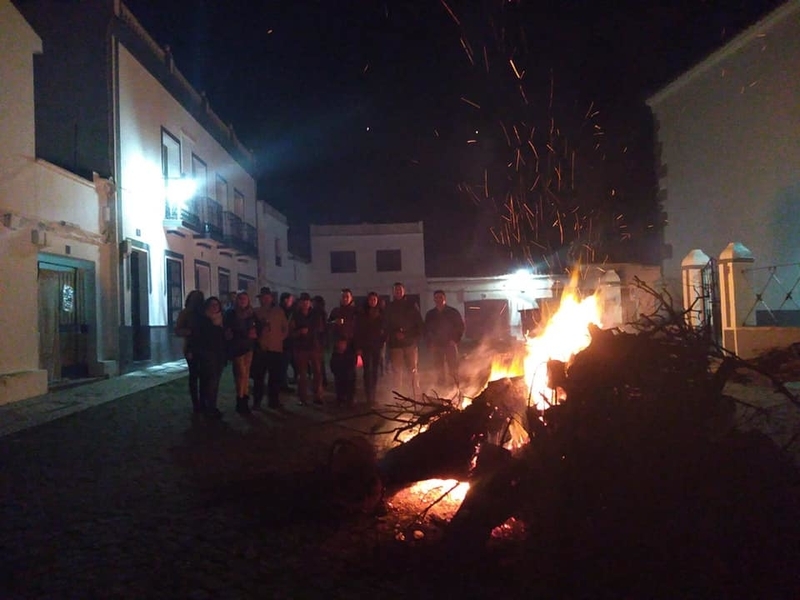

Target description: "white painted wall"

left=308, top=222, right=426, bottom=309
left=257, top=201, right=309, bottom=295
left=0, top=0, right=46, bottom=402
left=648, top=0, right=800, bottom=299
left=1, top=1, right=110, bottom=402
left=116, top=43, right=257, bottom=323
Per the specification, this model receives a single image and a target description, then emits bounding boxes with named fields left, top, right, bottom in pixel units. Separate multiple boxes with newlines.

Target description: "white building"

left=15, top=0, right=261, bottom=374
left=308, top=222, right=427, bottom=310
left=307, top=222, right=660, bottom=338
left=257, top=202, right=309, bottom=298
left=647, top=0, right=800, bottom=298
left=0, top=0, right=120, bottom=403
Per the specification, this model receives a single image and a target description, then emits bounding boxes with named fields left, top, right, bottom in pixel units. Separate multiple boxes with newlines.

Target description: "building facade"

left=308, top=222, right=427, bottom=310
left=14, top=0, right=260, bottom=376
left=257, top=202, right=309, bottom=299
left=647, top=0, right=800, bottom=301
left=1, top=0, right=120, bottom=403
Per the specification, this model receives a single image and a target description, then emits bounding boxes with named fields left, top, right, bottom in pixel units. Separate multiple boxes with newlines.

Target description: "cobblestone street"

left=0, top=369, right=423, bottom=599
left=3, top=360, right=799, bottom=599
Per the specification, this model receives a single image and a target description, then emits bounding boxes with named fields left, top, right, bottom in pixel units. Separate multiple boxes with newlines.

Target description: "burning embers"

left=374, top=283, right=603, bottom=519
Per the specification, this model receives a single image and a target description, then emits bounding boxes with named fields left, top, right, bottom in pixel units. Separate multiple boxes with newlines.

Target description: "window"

left=275, top=237, right=282, bottom=267
left=376, top=249, right=402, bottom=272
left=161, top=129, right=181, bottom=180
left=191, top=155, right=207, bottom=200
left=166, top=257, right=183, bottom=326
left=194, top=261, right=211, bottom=298
left=233, top=189, right=244, bottom=218
left=215, top=175, right=228, bottom=209
left=162, top=129, right=181, bottom=217
left=330, top=250, right=357, bottom=273
left=218, top=268, right=230, bottom=297
left=237, top=275, right=255, bottom=294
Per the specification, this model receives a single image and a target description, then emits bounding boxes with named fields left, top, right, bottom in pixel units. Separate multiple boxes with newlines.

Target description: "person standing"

left=354, top=291, right=386, bottom=405
left=252, top=287, right=289, bottom=410
left=382, top=282, right=424, bottom=398
left=289, top=293, right=325, bottom=405
left=279, top=292, right=296, bottom=392
left=224, top=290, right=257, bottom=414
left=312, top=295, right=330, bottom=388
left=174, top=289, right=205, bottom=413
left=193, top=296, right=227, bottom=419
left=424, top=289, right=465, bottom=387
left=328, top=288, right=358, bottom=405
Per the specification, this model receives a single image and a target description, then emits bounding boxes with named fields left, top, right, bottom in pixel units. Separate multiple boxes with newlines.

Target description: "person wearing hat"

left=288, top=293, right=325, bottom=405
left=251, top=287, right=289, bottom=409
left=328, top=288, right=358, bottom=405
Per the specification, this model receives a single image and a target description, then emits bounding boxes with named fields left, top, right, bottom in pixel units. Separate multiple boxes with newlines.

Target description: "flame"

left=408, top=479, right=470, bottom=504
left=404, top=279, right=601, bottom=510
left=524, top=288, right=602, bottom=409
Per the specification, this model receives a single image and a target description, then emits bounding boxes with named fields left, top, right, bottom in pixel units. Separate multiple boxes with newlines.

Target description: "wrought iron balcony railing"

left=242, top=222, right=258, bottom=257
left=199, top=197, right=224, bottom=242
left=164, top=195, right=203, bottom=233
left=222, top=211, right=257, bottom=257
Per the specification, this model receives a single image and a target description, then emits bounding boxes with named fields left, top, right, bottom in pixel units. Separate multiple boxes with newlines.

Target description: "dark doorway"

left=38, top=261, right=91, bottom=383
left=130, top=249, right=151, bottom=361
left=464, top=299, right=510, bottom=340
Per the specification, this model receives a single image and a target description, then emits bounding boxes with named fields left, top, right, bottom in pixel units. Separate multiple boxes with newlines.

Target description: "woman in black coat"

left=194, top=296, right=227, bottom=419
left=354, top=292, right=387, bottom=405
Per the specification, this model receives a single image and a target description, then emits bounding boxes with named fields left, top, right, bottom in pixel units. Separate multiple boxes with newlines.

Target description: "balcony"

left=199, top=197, right=224, bottom=243
left=223, top=211, right=258, bottom=257
left=163, top=195, right=203, bottom=234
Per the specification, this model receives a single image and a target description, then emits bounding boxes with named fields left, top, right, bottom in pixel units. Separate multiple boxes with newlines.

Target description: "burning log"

left=327, top=279, right=799, bottom=595
left=377, top=397, right=494, bottom=492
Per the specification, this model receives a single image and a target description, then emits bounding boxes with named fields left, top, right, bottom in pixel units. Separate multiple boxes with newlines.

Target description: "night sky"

left=124, top=0, right=781, bottom=275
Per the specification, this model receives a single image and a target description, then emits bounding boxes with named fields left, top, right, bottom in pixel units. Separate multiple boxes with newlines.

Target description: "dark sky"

left=124, top=0, right=781, bottom=275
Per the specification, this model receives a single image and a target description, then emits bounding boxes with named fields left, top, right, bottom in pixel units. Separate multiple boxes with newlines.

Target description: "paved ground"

left=0, top=361, right=469, bottom=599
left=2, top=359, right=799, bottom=599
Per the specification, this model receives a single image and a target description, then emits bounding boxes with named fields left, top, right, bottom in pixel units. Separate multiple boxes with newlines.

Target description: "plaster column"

left=681, top=249, right=711, bottom=329
left=718, top=242, right=755, bottom=356
left=598, top=269, right=622, bottom=329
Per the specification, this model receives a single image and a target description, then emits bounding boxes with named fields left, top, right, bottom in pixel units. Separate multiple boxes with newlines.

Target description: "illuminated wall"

left=0, top=0, right=109, bottom=403
left=257, top=201, right=309, bottom=297
left=0, top=0, right=44, bottom=403
left=308, top=222, right=427, bottom=311
left=116, top=43, right=258, bottom=327
left=648, top=0, right=800, bottom=297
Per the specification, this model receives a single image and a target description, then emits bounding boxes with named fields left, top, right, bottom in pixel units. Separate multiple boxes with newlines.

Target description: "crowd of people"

left=174, top=282, right=465, bottom=419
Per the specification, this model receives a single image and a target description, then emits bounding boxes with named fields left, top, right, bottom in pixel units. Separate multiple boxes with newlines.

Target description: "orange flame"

left=524, top=288, right=602, bottom=409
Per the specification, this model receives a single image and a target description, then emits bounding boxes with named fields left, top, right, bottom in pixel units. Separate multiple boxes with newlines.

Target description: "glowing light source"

left=165, top=177, right=196, bottom=210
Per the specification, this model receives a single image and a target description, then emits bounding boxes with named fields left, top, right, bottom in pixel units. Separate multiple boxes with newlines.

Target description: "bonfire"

left=324, top=277, right=800, bottom=597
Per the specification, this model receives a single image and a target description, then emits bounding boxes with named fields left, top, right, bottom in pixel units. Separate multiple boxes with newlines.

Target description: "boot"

left=236, top=396, right=251, bottom=414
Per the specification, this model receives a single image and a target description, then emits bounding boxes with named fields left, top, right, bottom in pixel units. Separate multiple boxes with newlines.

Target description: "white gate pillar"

left=598, top=269, right=622, bottom=329
left=681, top=249, right=711, bottom=329
left=718, top=242, right=755, bottom=355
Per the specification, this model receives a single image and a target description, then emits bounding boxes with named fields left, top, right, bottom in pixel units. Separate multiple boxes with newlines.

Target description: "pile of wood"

left=329, top=282, right=800, bottom=596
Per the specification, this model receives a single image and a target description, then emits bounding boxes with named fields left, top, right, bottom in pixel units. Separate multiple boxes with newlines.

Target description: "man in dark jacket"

left=328, top=288, right=358, bottom=405
left=424, top=290, right=465, bottom=387
left=289, top=293, right=325, bottom=405
left=382, top=282, right=424, bottom=398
